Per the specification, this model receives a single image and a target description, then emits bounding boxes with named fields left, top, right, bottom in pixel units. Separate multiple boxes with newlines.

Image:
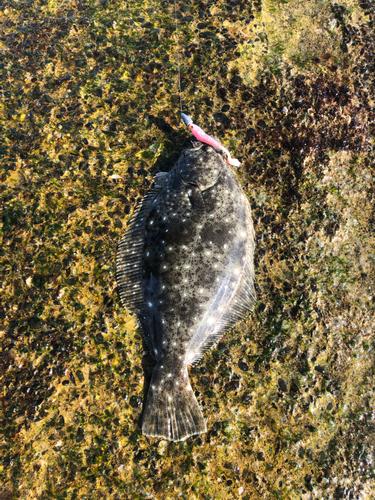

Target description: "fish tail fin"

left=142, top=364, right=206, bottom=441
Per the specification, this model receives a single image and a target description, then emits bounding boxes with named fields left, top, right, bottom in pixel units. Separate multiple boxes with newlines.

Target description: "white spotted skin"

left=118, top=143, right=255, bottom=441
left=141, top=145, right=254, bottom=363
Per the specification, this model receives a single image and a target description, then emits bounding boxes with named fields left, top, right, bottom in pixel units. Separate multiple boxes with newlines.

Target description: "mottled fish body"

left=116, top=143, right=255, bottom=441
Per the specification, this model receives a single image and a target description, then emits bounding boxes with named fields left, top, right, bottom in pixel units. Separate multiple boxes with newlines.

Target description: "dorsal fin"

left=116, top=186, right=164, bottom=317
left=190, top=262, right=256, bottom=365
left=190, top=208, right=256, bottom=365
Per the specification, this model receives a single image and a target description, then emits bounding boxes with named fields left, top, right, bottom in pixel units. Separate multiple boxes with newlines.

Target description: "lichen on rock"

left=1, top=0, right=375, bottom=498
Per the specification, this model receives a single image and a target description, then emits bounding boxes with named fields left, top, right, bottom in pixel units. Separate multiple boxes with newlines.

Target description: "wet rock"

left=213, top=112, right=231, bottom=126
left=278, top=378, right=287, bottom=392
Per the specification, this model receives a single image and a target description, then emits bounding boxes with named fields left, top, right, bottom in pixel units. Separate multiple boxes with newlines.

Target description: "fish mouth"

left=190, top=141, right=204, bottom=150
left=188, top=142, right=226, bottom=158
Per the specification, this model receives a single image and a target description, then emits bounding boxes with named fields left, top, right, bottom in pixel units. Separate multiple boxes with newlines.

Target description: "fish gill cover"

left=0, top=0, right=375, bottom=498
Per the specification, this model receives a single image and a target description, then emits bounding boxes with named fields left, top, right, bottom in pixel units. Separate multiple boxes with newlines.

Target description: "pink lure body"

left=188, top=123, right=240, bottom=167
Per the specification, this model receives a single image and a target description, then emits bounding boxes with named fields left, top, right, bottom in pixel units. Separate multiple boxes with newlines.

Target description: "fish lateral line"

left=181, top=113, right=241, bottom=168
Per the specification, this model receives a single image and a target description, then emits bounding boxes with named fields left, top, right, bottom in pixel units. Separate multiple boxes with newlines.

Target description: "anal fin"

left=116, top=186, right=164, bottom=316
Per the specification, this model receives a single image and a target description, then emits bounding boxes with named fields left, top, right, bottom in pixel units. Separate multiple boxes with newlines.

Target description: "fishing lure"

left=181, top=113, right=241, bottom=167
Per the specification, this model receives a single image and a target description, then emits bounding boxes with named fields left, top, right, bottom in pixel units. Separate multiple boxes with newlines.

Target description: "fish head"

left=178, top=144, right=225, bottom=190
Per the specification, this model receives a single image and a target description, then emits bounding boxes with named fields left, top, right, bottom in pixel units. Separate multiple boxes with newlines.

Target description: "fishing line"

left=173, top=0, right=183, bottom=114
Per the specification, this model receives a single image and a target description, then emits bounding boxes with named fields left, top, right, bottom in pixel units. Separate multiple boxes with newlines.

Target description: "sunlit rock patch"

left=1, top=0, right=375, bottom=498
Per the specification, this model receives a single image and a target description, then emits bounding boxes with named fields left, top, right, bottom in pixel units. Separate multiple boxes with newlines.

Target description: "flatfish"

left=116, top=135, right=255, bottom=441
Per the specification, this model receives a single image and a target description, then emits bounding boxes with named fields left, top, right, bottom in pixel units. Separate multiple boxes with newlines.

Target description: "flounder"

left=116, top=139, right=255, bottom=441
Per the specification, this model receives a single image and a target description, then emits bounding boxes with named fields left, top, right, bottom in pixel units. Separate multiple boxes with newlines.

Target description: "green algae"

left=232, top=0, right=370, bottom=82
left=1, top=0, right=375, bottom=498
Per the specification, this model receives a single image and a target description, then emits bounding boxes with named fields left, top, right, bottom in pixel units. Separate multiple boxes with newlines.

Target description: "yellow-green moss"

left=1, top=0, right=375, bottom=498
